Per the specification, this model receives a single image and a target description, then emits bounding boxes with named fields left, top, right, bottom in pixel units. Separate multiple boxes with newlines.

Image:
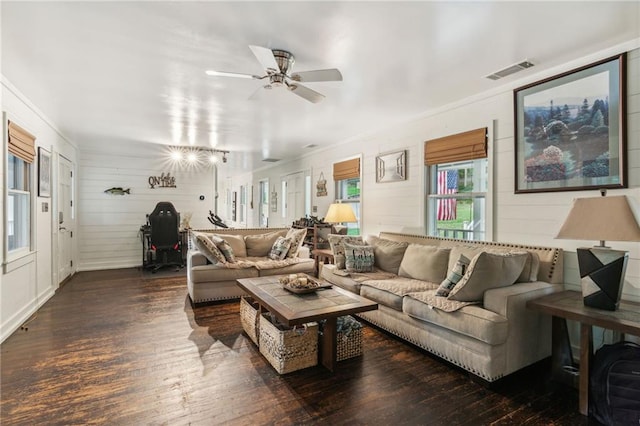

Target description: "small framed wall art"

left=38, top=147, right=51, bottom=197
left=376, top=150, right=407, bottom=183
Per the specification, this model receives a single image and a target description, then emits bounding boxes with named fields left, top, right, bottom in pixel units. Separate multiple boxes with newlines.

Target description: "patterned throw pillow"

left=328, top=234, right=365, bottom=269
left=269, top=237, right=292, bottom=260
left=285, top=227, right=307, bottom=258
left=435, top=254, right=470, bottom=297
left=344, top=242, right=375, bottom=273
left=193, top=232, right=227, bottom=265
left=210, top=234, right=237, bottom=263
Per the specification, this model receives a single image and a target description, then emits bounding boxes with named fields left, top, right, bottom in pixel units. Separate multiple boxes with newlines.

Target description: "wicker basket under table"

left=259, top=314, right=318, bottom=374
left=336, top=317, right=363, bottom=361
left=240, top=296, right=260, bottom=346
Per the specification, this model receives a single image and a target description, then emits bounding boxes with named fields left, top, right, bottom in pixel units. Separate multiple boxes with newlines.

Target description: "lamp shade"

left=555, top=195, right=640, bottom=243
left=324, top=203, right=357, bottom=223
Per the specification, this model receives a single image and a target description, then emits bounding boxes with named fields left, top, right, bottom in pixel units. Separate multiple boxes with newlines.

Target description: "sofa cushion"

left=366, top=235, right=409, bottom=274
left=328, top=234, right=365, bottom=268
left=192, top=232, right=227, bottom=265
left=268, top=236, right=292, bottom=260
left=403, top=291, right=508, bottom=345
left=285, top=227, right=307, bottom=258
left=257, top=257, right=315, bottom=276
left=190, top=263, right=259, bottom=283
left=213, top=234, right=246, bottom=259
left=436, top=254, right=470, bottom=297
left=320, top=264, right=363, bottom=294
left=398, top=244, right=450, bottom=283
left=360, top=278, right=438, bottom=311
left=245, top=230, right=288, bottom=257
left=448, top=251, right=528, bottom=302
left=344, top=243, right=375, bottom=273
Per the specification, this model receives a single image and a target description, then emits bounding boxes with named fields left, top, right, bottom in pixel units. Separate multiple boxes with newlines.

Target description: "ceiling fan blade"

left=249, top=45, right=280, bottom=73
left=288, top=83, right=325, bottom=103
left=290, top=68, right=343, bottom=83
left=248, top=84, right=268, bottom=101
left=205, top=70, right=260, bottom=79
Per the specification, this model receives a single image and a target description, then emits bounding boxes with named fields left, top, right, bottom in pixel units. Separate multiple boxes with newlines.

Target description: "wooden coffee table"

left=236, top=275, right=378, bottom=371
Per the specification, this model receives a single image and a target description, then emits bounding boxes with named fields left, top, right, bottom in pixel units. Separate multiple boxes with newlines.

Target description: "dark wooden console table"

left=527, top=290, right=640, bottom=416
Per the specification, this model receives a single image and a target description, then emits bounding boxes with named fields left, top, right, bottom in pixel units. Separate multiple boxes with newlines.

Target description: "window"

left=5, top=120, right=36, bottom=256
left=427, top=159, right=487, bottom=240
left=259, top=180, right=269, bottom=227
left=333, top=157, right=361, bottom=235
left=239, top=185, right=246, bottom=223
left=425, top=128, right=489, bottom=241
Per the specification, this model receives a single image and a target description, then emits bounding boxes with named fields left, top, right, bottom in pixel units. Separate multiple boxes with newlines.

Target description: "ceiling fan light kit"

left=206, top=45, right=342, bottom=103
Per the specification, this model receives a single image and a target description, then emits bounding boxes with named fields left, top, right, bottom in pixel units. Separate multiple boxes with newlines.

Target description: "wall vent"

left=262, top=158, right=281, bottom=162
left=304, top=144, right=318, bottom=148
left=485, top=60, right=534, bottom=80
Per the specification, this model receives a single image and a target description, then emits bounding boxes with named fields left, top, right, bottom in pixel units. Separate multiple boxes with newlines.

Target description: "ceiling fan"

left=205, top=45, right=342, bottom=103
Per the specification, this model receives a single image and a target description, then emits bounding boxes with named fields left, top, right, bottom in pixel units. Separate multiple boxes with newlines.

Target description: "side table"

left=527, top=290, right=640, bottom=416
left=312, top=248, right=334, bottom=277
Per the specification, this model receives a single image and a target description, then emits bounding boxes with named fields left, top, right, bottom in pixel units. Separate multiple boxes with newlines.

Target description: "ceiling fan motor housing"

left=271, top=49, right=295, bottom=75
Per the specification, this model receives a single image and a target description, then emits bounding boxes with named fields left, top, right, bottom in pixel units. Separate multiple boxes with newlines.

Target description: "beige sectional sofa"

left=187, top=228, right=314, bottom=304
left=320, top=231, right=564, bottom=382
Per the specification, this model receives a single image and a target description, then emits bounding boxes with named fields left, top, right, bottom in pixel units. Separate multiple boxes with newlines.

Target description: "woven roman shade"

left=333, top=158, right=360, bottom=180
left=8, top=121, right=36, bottom=164
left=424, top=127, right=487, bottom=166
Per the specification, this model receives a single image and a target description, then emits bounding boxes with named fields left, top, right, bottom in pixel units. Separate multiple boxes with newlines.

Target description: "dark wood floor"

left=1, top=268, right=596, bottom=425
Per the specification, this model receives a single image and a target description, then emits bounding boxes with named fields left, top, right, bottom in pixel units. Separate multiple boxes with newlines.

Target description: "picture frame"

left=270, top=190, right=278, bottom=212
left=514, top=53, right=626, bottom=193
left=38, top=147, right=51, bottom=197
left=376, top=150, right=407, bottom=183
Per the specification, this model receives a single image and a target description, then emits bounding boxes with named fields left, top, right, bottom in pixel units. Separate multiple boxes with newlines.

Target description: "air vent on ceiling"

left=304, top=144, right=318, bottom=148
left=262, top=158, right=281, bottom=163
left=485, top=60, right=534, bottom=80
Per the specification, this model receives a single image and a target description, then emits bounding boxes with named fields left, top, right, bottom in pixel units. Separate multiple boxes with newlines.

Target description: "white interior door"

left=285, top=172, right=305, bottom=225
left=57, top=155, right=74, bottom=283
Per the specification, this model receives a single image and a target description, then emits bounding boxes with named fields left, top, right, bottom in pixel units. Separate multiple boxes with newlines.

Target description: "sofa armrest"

left=298, top=246, right=310, bottom=259
left=484, top=281, right=562, bottom=317
left=188, top=250, right=209, bottom=267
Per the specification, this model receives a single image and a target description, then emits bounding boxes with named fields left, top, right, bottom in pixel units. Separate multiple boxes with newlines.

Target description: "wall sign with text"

left=148, top=172, right=176, bottom=189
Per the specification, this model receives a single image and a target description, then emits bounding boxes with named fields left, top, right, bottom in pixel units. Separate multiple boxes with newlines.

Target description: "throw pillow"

left=435, top=254, right=470, bottom=297
left=344, top=242, right=375, bottom=273
left=327, top=234, right=365, bottom=269
left=515, top=251, right=540, bottom=283
left=268, top=236, right=292, bottom=260
left=245, top=230, right=287, bottom=257
left=193, top=232, right=227, bottom=265
left=285, top=227, right=307, bottom=258
left=398, top=244, right=451, bottom=283
left=447, top=251, right=529, bottom=302
left=210, top=234, right=237, bottom=263
left=213, top=234, right=246, bottom=258
left=366, top=235, right=409, bottom=275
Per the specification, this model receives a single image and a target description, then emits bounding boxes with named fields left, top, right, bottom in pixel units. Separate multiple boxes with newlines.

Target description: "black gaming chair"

left=147, top=202, right=183, bottom=271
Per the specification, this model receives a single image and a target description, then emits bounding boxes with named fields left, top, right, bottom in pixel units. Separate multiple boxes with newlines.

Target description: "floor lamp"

left=324, top=202, right=357, bottom=235
left=555, top=192, right=640, bottom=311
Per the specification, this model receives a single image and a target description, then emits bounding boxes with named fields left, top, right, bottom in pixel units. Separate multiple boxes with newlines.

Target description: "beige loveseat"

left=320, top=231, right=564, bottom=382
left=187, top=228, right=314, bottom=304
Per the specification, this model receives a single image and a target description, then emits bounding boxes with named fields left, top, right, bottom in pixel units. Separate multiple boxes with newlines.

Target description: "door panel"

left=57, top=156, right=74, bottom=282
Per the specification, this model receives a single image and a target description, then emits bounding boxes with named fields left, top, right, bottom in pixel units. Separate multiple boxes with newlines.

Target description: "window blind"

left=424, top=127, right=487, bottom=166
left=8, top=121, right=36, bottom=164
left=333, top=158, right=360, bottom=181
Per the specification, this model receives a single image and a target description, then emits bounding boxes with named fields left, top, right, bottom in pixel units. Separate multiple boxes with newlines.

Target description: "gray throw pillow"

left=268, top=236, right=292, bottom=260
left=328, top=234, right=365, bottom=269
left=366, top=235, right=408, bottom=275
left=447, top=251, right=528, bottom=302
left=193, top=232, right=227, bottom=265
left=398, top=244, right=451, bottom=283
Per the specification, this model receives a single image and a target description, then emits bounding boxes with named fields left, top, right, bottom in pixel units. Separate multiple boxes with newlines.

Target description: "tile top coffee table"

left=236, top=275, right=378, bottom=371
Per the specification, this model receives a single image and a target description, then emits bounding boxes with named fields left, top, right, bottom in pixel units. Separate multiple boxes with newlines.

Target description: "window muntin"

left=427, top=158, right=487, bottom=241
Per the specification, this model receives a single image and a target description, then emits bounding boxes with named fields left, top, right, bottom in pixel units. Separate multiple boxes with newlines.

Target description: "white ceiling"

left=2, top=1, right=639, bottom=172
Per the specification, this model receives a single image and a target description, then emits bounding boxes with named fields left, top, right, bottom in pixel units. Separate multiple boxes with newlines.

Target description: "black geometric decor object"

left=577, top=247, right=628, bottom=311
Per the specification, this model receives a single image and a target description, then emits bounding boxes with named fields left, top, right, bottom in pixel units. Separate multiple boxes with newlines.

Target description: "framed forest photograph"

left=514, top=54, right=626, bottom=193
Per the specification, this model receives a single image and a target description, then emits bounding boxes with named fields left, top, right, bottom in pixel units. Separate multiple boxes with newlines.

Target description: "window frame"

left=333, top=155, right=362, bottom=235
left=4, top=115, right=36, bottom=266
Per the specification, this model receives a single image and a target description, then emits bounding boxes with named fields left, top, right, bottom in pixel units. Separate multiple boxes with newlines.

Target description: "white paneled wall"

left=78, top=141, right=216, bottom=271
left=228, top=43, right=640, bottom=304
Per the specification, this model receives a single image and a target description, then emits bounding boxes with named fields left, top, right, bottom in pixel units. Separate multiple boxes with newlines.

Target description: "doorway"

left=57, top=155, right=75, bottom=284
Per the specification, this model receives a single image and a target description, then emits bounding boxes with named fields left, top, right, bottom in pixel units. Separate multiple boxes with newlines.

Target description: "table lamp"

left=555, top=191, right=640, bottom=311
left=324, top=202, right=357, bottom=234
